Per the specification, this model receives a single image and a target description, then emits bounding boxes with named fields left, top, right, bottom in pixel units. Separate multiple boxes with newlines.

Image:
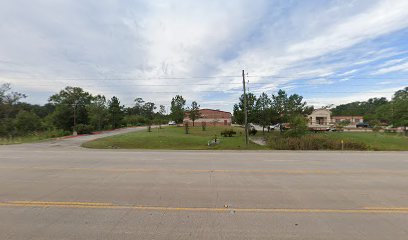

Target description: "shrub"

left=184, top=123, right=189, bottom=134
left=249, top=128, right=257, bottom=136
left=221, top=129, right=237, bottom=137
left=74, top=124, right=93, bottom=134
left=372, top=126, right=382, bottom=132
left=45, top=129, right=71, bottom=138
left=284, top=114, right=308, bottom=137
left=14, top=110, right=42, bottom=134
left=123, top=115, right=148, bottom=126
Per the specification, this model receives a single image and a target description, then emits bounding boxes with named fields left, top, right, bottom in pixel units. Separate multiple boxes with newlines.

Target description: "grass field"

left=320, top=132, right=408, bottom=151
left=82, top=126, right=266, bottom=150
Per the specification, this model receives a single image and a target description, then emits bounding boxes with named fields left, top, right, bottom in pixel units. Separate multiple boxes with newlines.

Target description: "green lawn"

left=82, top=126, right=266, bottom=150
left=320, top=132, right=408, bottom=151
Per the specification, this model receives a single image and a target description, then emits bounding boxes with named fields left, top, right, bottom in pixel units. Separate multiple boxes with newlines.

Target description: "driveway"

left=0, top=126, right=149, bottom=150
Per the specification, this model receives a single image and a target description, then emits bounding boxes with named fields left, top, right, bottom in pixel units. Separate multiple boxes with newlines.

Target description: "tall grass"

left=0, top=130, right=70, bottom=145
left=267, top=134, right=368, bottom=150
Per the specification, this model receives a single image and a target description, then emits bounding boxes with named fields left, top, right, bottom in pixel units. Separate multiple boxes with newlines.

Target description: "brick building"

left=332, top=116, right=364, bottom=125
left=183, top=109, right=232, bottom=126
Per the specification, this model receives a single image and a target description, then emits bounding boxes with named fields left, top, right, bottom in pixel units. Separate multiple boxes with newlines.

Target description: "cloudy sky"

left=1, top=0, right=408, bottom=111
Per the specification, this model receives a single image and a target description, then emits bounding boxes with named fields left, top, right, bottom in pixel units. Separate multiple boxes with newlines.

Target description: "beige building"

left=308, top=109, right=332, bottom=127
left=308, top=109, right=364, bottom=129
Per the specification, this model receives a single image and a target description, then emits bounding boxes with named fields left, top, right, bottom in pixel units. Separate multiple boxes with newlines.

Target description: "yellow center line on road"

left=10, top=201, right=114, bottom=206
left=1, top=201, right=408, bottom=214
left=0, top=167, right=406, bottom=175
left=364, top=207, right=408, bottom=211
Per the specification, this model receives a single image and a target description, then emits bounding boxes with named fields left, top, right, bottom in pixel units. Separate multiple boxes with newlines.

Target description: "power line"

left=247, top=75, right=408, bottom=80
left=2, top=75, right=408, bottom=81
left=1, top=75, right=242, bottom=81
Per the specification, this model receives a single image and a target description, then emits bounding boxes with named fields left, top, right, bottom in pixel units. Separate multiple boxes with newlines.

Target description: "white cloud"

left=337, top=69, right=357, bottom=76
left=307, top=78, right=334, bottom=85
left=373, top=61, right=408, bottom=75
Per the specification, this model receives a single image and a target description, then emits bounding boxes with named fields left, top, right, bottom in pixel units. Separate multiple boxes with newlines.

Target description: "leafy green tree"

left=233, top=93, right=257, bottom=125
left=331, top=97, right=388, bottom=117
left=0, top=84, right=26, bottom=136
left=391, top=87, right=408, bottom=131
left=108, top=96, right=124, bottom=129
left=132, top=98, right=145, bottom=115
left=142, top=102, right=156, bottom=120
left=170, top=95, right=186, bottom=124
left=271, top=90, right=310, bottom=123
left=287, top=94, right=307, bottom=114
left=154, top=105, right=167, bottom=128
left=255, top=92, right=272, bottom=133
left=284, top=114, right=308, bottom=137
left=14, top=110, right=41, bottom=134
left=87, top=95, right=109, bottom=130
left=373, top=104, right=392, bottom=123
left=188, top=101, right=201, bottom=126
left=48, top=87, right=93, bottom=131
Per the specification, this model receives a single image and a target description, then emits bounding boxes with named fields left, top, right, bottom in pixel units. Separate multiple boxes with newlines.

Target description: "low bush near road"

left=221, top=129, right=237, bottom=137
left=267, top=134, right=368, bottom=150
left=74, top=124, right=94, bottom=134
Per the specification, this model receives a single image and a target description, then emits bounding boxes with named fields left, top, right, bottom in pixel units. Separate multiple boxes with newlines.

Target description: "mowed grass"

left=320, top=132, right=408, bottom=151
left=82, top=126, right=266, bottom=150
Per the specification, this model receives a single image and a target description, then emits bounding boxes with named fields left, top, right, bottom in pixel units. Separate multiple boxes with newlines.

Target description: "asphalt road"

left=0, top=133, right=407, bottom=239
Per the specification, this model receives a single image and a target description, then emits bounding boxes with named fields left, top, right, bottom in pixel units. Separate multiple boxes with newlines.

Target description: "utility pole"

left=242, top=70, right=249, bottom=146
left=72, top=102, right=77, bottom=136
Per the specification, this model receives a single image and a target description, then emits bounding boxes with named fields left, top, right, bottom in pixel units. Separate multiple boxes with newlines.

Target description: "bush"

left=123, top=115, right=148, bottom=126
left=74, top=124, right=93, bottom=134
left=184, top=123, right=189, bottom=134
left=285, top=114, right=308, bottom=137
left=249, top=127, right=257, bottom=136
left=14, top=110, right=42, bottom=134
left=221, top=129, right=237, bottom=137
left=44, top=129, right=71, bottom=138
left=267, top=134, right=368, bottom=150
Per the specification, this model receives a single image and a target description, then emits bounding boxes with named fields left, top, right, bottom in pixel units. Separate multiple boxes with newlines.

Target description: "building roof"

left=185, top=108, right=231, bottom=114
left=199, top=109, right=232, bottom=114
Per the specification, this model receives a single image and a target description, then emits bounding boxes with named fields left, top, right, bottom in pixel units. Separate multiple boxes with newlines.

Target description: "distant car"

left=168, top=121, right=177, bottom=126
left=268, top=124, right=281, bottom=131
left=356, top=122, right=370, bottom=128
left=328, top=127, right=337, bottom=132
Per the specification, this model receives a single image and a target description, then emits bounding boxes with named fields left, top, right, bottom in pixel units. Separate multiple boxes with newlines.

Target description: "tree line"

left=330, top=87, right=408, bottom=128
left=233, top=89, right=314, bottom=132
left=0, top=83, right=206, bottom=138
left=233, top=87, right=408, bottom=133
